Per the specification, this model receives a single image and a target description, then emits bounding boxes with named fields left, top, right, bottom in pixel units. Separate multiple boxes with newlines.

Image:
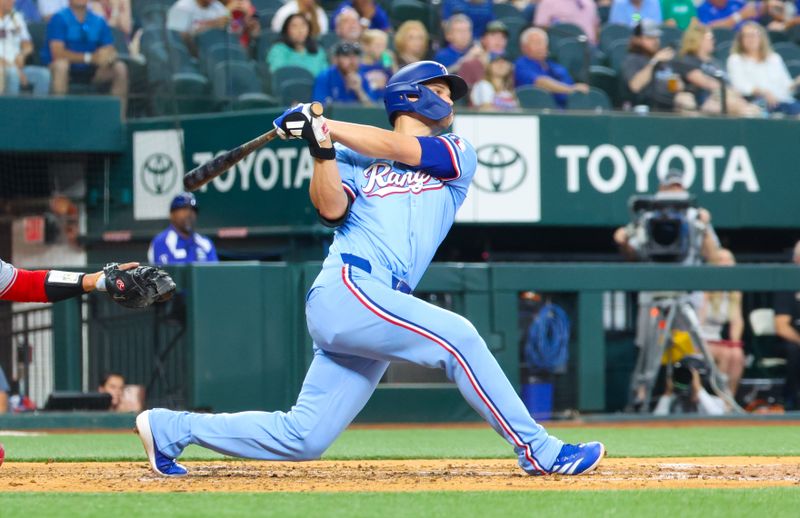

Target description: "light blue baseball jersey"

left=323, top=133, right=477, bottom=289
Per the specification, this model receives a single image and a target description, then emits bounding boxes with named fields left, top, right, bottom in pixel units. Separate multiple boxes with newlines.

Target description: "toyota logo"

left=473, top=144, right=527, bottom=193
left=141, top=153, right=178, bottom=195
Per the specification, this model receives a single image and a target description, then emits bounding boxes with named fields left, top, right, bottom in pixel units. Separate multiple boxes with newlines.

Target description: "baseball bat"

left=183, top=102, right=325, bottom=192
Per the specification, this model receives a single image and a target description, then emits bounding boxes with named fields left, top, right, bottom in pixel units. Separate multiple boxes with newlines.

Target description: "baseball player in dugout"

left=148, top=192, right=218, bottom=264
left=135, top=61, right=605, bottom=477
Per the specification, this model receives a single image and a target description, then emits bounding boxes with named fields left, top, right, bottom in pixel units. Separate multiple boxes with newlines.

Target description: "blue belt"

left=341, top=253, right=412, bottom=294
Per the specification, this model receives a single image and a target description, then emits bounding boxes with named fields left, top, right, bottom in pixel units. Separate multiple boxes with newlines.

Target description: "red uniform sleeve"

left=0, top=268, right=49, bottom=303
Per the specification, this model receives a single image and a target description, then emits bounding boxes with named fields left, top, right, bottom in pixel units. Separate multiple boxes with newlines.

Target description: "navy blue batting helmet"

left=170, top=192, right=198, bottom=212
left=383, top=61, right=468, bottom=125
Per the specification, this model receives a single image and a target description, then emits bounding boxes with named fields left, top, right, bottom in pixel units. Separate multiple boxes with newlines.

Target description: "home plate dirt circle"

left=0, top=457, right=798, bottom=492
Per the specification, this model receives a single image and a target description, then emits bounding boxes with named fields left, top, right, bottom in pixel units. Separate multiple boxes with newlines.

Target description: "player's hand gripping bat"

left=183, top=102, right=325, bottom=192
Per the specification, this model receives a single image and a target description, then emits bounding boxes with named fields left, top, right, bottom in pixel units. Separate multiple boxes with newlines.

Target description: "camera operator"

left=653, top=356, right=726, bottom=416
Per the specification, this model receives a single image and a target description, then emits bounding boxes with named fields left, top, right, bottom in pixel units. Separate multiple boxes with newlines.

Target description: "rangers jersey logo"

left=361, top=162, right=443, bottom=198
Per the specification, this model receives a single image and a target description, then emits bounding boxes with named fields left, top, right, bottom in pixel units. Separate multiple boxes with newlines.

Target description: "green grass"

left=1, top=425, right=798, bottom=462
left=0, top=489, right=798, bottom=518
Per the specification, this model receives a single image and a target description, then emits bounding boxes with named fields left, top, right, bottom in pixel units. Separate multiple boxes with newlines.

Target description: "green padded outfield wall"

left=86, top=110, right=799, bottom=246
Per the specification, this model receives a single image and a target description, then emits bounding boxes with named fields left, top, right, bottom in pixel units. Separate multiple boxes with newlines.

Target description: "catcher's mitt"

left=104, top=263, right=176, bottom=309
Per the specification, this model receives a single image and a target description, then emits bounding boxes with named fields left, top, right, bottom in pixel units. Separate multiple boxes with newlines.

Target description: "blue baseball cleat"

left=135, top=410, right=188, bottom=477
left=547, top=442, right=605, bottom=475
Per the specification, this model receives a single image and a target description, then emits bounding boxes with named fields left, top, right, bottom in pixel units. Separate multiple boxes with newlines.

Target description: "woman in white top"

left=470, top=54, right=518, bottom=111
left=727, top=21, right=800, bottom=115
left=271, top=0, right=328, bottom=36
left=698, top=248, right=746, bottom=396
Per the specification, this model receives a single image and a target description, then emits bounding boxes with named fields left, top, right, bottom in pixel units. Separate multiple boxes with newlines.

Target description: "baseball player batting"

left=135, top=61, right=605, bottom=477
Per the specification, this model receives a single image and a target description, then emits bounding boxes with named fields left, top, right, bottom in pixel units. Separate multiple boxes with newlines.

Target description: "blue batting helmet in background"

left=170, top=192, right=198, bottom=212
left=383, top=61, right=468, bottom=125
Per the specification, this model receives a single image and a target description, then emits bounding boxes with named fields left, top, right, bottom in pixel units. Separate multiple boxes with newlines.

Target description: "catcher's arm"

left=84, top=262, right=139, bottom=292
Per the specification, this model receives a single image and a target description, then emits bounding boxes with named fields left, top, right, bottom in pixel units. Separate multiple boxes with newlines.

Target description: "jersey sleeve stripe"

left=436, top=136, right=462, bottom=181
left=0, top=266, right=18, bottom=298
left=342, top=183, right=357, bottom=200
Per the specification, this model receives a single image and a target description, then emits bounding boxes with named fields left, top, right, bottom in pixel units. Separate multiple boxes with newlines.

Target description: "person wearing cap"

left=609, top=0, right=663, bottom=27
left=148, top=193, right=218, bottom=265
left=623, top=20, right=696, bottom=113
left=514, top=27, right=590, bottom=108
left=312, top=41, right=377, bottom=105
left=458, top=19, right=509, bottom=88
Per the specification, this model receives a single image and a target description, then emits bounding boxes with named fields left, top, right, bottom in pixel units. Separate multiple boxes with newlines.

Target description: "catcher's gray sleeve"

left=0, top=258, right=17, bottom=296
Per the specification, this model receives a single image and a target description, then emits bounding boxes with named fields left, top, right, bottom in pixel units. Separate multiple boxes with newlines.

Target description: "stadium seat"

left=516, top=86, right=559, bottom=110
left=196, top=29, right=241, bottom=53
left=251, top=0, right=284, bottom=10
left=598, top=5, right=611, bottom=24
left=788, top=24, right=800, bottom=46
left=589, top=65, right=620, bottom=107
left=26, top=22, right=46, bottom=66
left=713, top=40, right=732, bottom=63
left=318, top=32, right=341, bottom=51
left=659, top=25, right=683, bottom=50
left=140, top=27, right=185, bottom=56
left=773, top=42, right=800, bottom=65
left=170, top=72, right=212, bottom=115
left=212, top=61, right=264, bottom=99
left=768, top=29, right=788, bottom=45
left=785, top=60, right=800, bottom=80
left=271, top=66, right=315, bottom=98
left=548, top=22, right=586, bottom=50
left=231, top=93, right=280, bottom=111
left=492, top=3, right=520, bottom=19
left=499, top=17, right=528, bottom=61
left=711, top=27, right=734, bottom=47
left=554, top=38, right=591, bottom=83
left=278, top=78, right=314, bottom=105
left=606, top=39, right=630, bottom=73
left=202, top=43, right=250, bottom=77
left=747, top=308, right=787, bottom=378
left=566, top=87, right=612, bottom=111
left=256, top=31, right=279, bottom=63
left=110, top=27, right=130, bottom=56
left=138, top=3, right=169, bottom=29
left=145, top=42, right=198, bottom=86
left=600, top=24, right=632, bottom=53
left=391, top=0, right=434, bottom=34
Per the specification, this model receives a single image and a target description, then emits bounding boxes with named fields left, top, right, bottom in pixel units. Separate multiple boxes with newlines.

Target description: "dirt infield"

left=1, top=457, right=798, bottom=492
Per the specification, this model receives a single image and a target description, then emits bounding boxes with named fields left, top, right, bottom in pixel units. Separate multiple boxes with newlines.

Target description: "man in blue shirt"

left=148, top=193, right=218, bottom=265
left=313, top=41, right=376, bottom=105
left=609, top=0, right=663, bottom=27
left=433, top=14, right=481, bottom=71
left=43, top=0, right=127, bottom=117
left=15, top=0, right=41, bottom=22
left=514, top=27, right=589, bottom=108
left=331, top=0, right=390, bottom=32
left=696, top=0, right=778, bottom=28
left=442, top=0, right=494, bottom=38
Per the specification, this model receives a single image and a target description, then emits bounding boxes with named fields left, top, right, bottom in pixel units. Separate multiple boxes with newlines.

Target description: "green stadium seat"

left=196, top=29, right=241, bottom=53
left=271, top=66, right=315, bottom=97
left=598, top=5, right=611, bottom=24
left=606, top=39, right=630, bottom=73
left=768, top=29, right=788, bottom=45
left=26, top=22, right=46, bottom=66
left=110, top=27, right=130, bottom=56
left=256, top=31, right=279, bottom=62
left=391, top=0, right=434, bottom=34
left=548, top=22, right=586, bottom=50
left=554, top=38, right=590, bottom=83
left=231, top=93, right=280, bottom=111
left=138, top=3, right=168, bottom=29
left=589, top=65, right=620, bottom=107
left=212, top=61, right=264, bottom=100
left=566, top=87, right=612, bottom=111
left=171, top=72, right=212, bottom=114
left=278, top=78, right=314, bottom=105
left=711, top=27, right=734, bottom=47
left=251, top=0, right=284, bottom=10
left=499, top=16, right=528, bottom=61
left=788, top=24, right=800, bottom=46
left=145, top=42, right=198, bottom=86
left=516, top=86, right=559, bottom=110
left=492, top=3, right=520, bottom=19
left=713, top=40, right=732, bottom=63
left=202, top=43, right=249, bottom=77
left=785, top=60, right=800, bottom=79
left=318, top=32, right=341, bottom=52
left=659, top=25, right=683, bottom=50
left=773, top=42, right=800, bottom=65
left=600, top=24, right=632, bottom=53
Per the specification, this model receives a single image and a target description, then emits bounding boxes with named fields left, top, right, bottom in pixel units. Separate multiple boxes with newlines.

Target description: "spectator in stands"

left=44, top=0, right=128, bottom=116
left=149, top=193, right=218, bottom=264
left=728, top=21, right=800, bottom=116
left=459, top=19, right=509, bottom=87
left=442, top=0, right=494, bottom=38
left=89, top=0, right=131, bottom=36
left=470, top=54, right=519, bottom=110
left=514, top=27, right=589, bottom=108
left=774, top=240, right=800, bottom=411
left=14, top=0, right=41, bottom=23
left=534, top=0, right=601, bottom=46
left=98, top=372, right=144, bottom=413
left=698, top=248, right=746, bottom=396
left=334, top=6, right=363, bottom=44
left=672, top=24, right=761, bottom=116
left=39, top=0, right=67, bottom=21
left=609, top=0, right=663, bottom=27
left=360, top=29, right=393, bottom=95
left=312, top=41, right=375, bottom=105
left=0, top=0, right=51, bottom=95
left=271, top=0, right=328, bottom=37
left=433, top=14, right=483, bottom=72
left=167, top=0, right=230, bottom=56
left=622, top=20, right=696, bottom=112
left=393, top=20, right=429, bottom=68
left=331, top=0, right=390, bottom=33
left=660, top=0, right=697, bottom=29
left=267, top=13, right=327, bottom=76
left=222, top=0, right=261, bottom=48
left=696, top=0, right=782, bottom=28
